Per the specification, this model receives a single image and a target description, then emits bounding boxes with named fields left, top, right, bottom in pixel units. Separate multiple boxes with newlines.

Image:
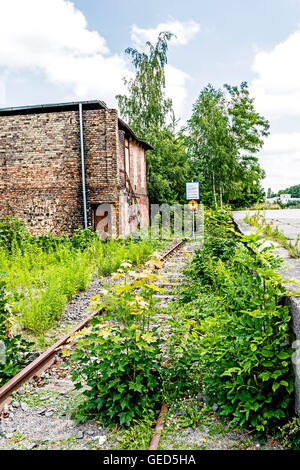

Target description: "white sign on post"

left=186, top=182, right=199, bottom=200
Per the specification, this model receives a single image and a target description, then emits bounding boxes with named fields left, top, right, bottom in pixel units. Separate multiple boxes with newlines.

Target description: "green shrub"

left=0, top=217, right=29, bottom=251
left=167, top=210, right=295, bottom=433
left=280, top=417, right=300, bottom=449
left=71, top=228, right=99, bottom=250
left=69, top=260, right=164, bottom=427
left=96, top=238, right=162, bottom=277
left=0, top=273, right=32, bottom=386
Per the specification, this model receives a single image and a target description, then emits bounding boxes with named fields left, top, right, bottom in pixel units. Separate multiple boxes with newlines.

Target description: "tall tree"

left=224, top=82, right=269, bottom=205
left=116, top=32, right=189, bottom=204
left=186, top=82, right=269, bottom=207
left=116, top=32, right=173, bottom=138
left=186, top=85, right=238, bottom=206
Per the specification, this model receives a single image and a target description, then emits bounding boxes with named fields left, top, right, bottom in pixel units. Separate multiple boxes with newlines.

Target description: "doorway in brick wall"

left=93, top=205, right=109, bottom=238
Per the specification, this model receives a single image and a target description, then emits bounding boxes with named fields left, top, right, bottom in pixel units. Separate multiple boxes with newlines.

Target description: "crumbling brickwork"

left=0, top=101, right=150, bottom=236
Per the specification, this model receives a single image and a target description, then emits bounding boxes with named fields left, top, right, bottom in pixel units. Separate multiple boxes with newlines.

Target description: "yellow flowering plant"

left=69, top=258, right=165, bottom=427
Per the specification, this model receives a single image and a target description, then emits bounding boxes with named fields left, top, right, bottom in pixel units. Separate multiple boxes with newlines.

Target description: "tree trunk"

left=220, top=183, right=223, bottom=208
left=212, top=171, right=217, bottom=206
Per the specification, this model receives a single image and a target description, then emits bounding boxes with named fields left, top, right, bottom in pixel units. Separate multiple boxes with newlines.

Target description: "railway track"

left=0, top=239, right=184, bottom=410
left=0, top=238, right=197, bottom=450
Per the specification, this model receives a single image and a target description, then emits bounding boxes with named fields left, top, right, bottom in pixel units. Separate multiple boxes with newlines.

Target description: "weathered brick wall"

left=0, top=108, right=120, bottom=235
left=84, top=108, right=120, bottom=233
left=0, top=110, right=83, bottom=235
left=0, top=106, right=149, bottom=236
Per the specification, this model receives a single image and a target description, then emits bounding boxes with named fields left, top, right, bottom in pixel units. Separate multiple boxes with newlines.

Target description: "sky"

left=1, top=0, right=300, bottom=193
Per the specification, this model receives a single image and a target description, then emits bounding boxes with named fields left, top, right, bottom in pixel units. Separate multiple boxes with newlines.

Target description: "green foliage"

left=167, top=209, right=294, bottom=433
left=1, top=242, right=94, bottom=334
left=0, top=218, right=163, bottom=334
left=113, top=419, right=154, bottom=449
left=186, top=83, right=269, bottom=207
left=174, top=402, right=211, bottom=429
left=95, top=238, right=162, bottom=277
left=69, top=260, right=165, bottom=427
left=116, top=32, right=189, bottom=204
left=0, top=217, right=30, bottom=251
left=145, top=128, right=190, bottom=204
left=186, top=85, right=236, bottom=206
left=276, top=184, right=300, bottom=198
left=0, top=274, right=32, bottom=386
left=71, top=228, right=99, bottom=251
left=116, top=31, right=174, bottom=137
left=231, top=184, right=265, bottom=210
left=280, top=417, right=300, bottom=449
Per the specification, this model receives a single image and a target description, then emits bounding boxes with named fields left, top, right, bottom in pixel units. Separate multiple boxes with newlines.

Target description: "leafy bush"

left=71, top=228, right=99, bottom=251
left=96, top=238, right=162, bottom=276
left=69, top=260, right=164, bottom=427
left=280, top=417, right=300, bottom=449
left=0, top=217, right=29, bottom=251
left=167, top=209, right=295, bottom=433
left=0, top=273, right=32, bottom=386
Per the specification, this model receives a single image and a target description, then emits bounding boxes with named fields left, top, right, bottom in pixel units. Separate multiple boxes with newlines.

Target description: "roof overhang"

left=118, top=118, right=154, bottom=151
left=0, top=100, right=154, bottom=151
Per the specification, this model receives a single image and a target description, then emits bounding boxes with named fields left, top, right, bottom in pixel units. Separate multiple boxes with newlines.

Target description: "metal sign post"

left=187, top=200, right=198, bottom=238
left=192, top=210, right=194, bottom=238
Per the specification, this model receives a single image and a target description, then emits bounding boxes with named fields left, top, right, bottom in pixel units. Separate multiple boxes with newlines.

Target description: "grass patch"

left=112, top=419, right=154, bottom=450
left=0, top=218, right=164, bottom=334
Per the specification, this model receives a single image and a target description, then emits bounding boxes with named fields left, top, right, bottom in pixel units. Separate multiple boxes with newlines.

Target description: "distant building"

left=266, top=194, right=300, bottom=205
left=0, top=100, right=152, bottom=237
left=279, top=194, right=292, bottom=204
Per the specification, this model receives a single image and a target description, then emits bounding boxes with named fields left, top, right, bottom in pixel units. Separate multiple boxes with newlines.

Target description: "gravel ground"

left=59, top=276, right=103, bottom=324
left=159, top=412, right=284, bottom=450
left=0, top=362, right=113, bottom=450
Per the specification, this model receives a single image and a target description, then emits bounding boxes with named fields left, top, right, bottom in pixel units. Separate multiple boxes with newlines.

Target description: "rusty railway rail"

left=148, top=403, right=168, bottom=450
left=0, top=239, right=183, bottom=411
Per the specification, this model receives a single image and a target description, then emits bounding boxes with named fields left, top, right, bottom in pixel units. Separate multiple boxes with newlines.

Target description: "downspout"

left=79, top=103, right=88, bottom=229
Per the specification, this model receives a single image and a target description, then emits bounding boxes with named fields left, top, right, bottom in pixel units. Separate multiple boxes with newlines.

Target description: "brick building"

left=0, top=100, right=152, bottom=237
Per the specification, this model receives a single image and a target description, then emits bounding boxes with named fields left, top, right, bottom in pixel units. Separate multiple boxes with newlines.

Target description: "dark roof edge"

left=0, top=100, right=153, bottom=151
left=0, top=100, right=107, bottom=114
left=118, top=118, right=154, bottom=151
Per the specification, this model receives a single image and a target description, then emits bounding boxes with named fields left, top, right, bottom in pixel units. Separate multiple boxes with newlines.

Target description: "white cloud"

left=251, top=30, right=300, bottom=119
left=0, top=0, right=131, bottom=106
left=250, top=29, right=300, bottom=191
left=0, top=2, right=192, bottom=121
left=165, top=65, right=190, bottom=119
left=259, top=133, right=300, bottom=192
left=0, top=77, right=6, bottom=105
left=131, top=20, right=200, bottom=49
